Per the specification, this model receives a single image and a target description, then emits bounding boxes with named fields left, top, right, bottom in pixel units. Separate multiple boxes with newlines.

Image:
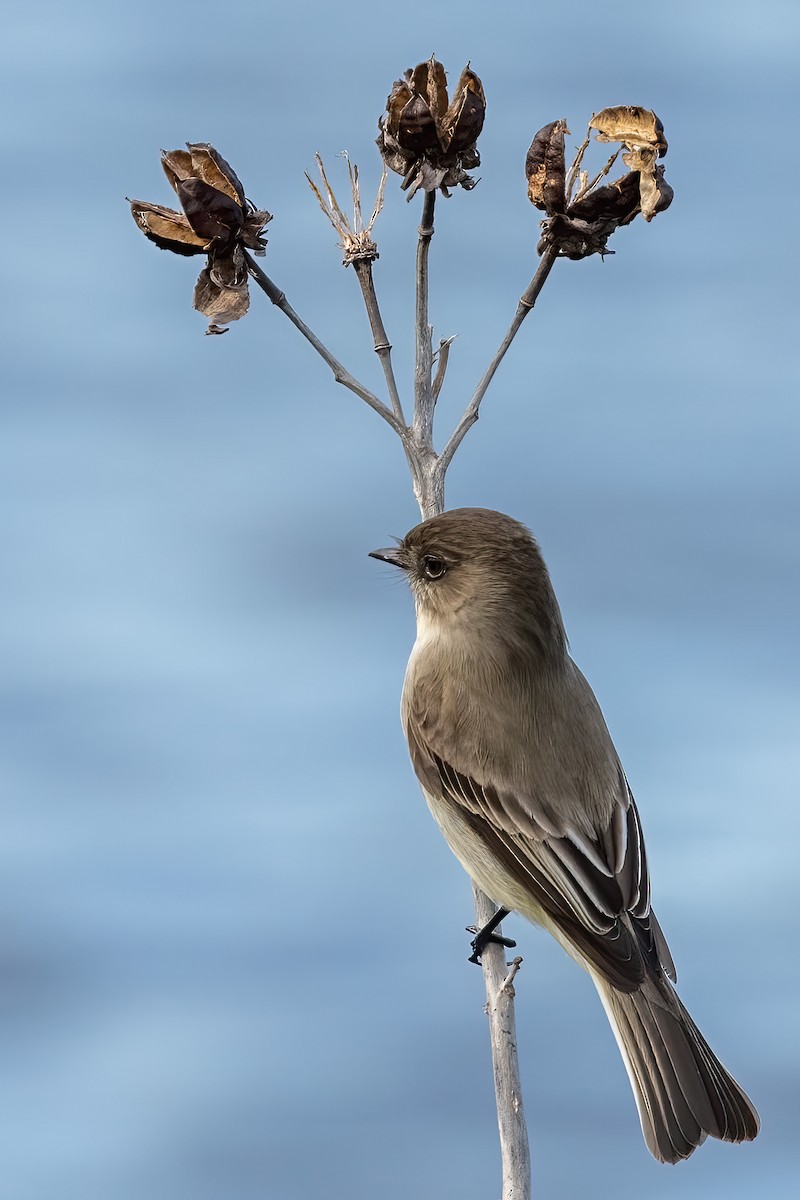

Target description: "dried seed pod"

left=160, top=149, right=195, bottom=192
left=590, top=106, right=667, bottom=156
left=639, top=164, right=674, bottom=222
left=129, top=201, right=208, bottom=256
left=176, top=177, right=244, bottom=247
left=533, top=104, right=675, bottom=253
left=537, top=213, right=616, bottom=260
left=130, top=144, right=271, bottom=333
left=567, top=171, right=641, bottom=226
left=377, top=55, right=486, bottom=198
left=194, top=245, right=250, bottom=333
left=186, top=143, right=246, bottom=207
left=525, top=119, right=569, bottom=214
left=442, top=67, right=486, bottom=152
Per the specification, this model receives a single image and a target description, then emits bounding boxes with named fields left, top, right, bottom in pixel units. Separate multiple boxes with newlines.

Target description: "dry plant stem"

left=352, top=259, right=406, bottom=425
left=577, top=148, right=621, bottom=201
left=565, top=129, right=592, bottom=205
left=473, top=884, right=531, bottom=1200
left=431, top=336, right=456, bottom=404
left=437, top=244, right=559, bottom=479
left=406, top=191, right=534, bottom=1198
left=244, top=251, right=402, bottom=434
left=413, top=191, right=437, bottom=453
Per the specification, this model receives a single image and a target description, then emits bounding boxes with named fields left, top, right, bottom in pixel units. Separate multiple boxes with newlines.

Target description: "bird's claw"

left=466, top=923, right=517, bottom=965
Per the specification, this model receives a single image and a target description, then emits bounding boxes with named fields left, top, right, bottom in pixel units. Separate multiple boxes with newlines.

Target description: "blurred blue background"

left=2, top=1, right=798, bottom=1197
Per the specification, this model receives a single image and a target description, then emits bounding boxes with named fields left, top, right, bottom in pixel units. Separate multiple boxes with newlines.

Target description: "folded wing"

left=406, top=717, right=676, bottom=993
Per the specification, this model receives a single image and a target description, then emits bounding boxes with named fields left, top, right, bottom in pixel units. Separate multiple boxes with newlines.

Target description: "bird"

left=369, top=506, right=760, bottom=1163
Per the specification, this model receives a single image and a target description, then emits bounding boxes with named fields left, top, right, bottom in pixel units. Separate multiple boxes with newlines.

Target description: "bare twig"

left=500, top=955, right=524, bottom=993
left=303, top=156, right=404, bottom=426
left=473, top=886, right=531, bottom=1200
left=306, top=154, right=352, bottom=236
left=436, top=245, right=559, bottom=480
left=575, top=148, right=621, bottom=201
left=565, top=127, right=593, bottom=206
left=352, top=260, right=405, bottom=425
left=431, top=336, right=456, bottom=404
left=349, top=157, right=387, bottom=244
left=413, top=191, right=437, bottom=450
left=244, top=251, right=402, bottom=433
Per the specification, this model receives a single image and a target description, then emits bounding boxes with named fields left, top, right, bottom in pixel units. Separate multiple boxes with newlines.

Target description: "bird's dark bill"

left=368, top=547, right=407, bottom=568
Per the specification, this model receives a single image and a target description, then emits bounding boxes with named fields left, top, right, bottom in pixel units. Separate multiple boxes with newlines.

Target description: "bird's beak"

left=369, top=546, right=409, bottom=569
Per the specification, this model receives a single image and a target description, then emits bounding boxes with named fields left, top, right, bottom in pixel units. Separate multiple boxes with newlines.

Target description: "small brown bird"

left=370, top=507, right=759, bottom=1163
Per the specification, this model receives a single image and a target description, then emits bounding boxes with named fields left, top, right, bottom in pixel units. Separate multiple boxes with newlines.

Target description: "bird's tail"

left=593, top=972, right=760, bottom=1163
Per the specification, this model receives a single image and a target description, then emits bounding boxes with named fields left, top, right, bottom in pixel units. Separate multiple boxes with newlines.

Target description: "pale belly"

left=421, top=783, right=592, bottom=974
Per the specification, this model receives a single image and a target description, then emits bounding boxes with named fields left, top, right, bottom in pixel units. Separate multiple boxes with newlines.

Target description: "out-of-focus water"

left=1, top=2, right=797, bottom=1197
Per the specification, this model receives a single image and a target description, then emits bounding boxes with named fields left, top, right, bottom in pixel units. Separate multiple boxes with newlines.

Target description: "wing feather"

left=408, top=716, right=671, bottom=992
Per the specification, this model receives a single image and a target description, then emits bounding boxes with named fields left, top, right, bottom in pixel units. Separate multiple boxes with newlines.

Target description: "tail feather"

left=595, top=974, right=760, bottom=1163
left=678, top=1001, right=759, bottom=1144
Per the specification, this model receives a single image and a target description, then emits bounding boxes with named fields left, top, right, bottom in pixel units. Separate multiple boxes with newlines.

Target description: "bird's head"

left=370, top=507, right=566, bottom=658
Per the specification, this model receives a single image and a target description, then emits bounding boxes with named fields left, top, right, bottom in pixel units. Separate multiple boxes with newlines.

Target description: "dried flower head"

left=377, top=56, right=486, bottom=199
left=305, top=153, right=386, bottom=266
left=527, top=106, right=672, bottom=260
left=130, top=144, right=271, bottom=334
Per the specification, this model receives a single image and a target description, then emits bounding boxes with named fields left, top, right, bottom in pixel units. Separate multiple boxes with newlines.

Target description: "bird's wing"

left=406, top=714, right=676, bottom=993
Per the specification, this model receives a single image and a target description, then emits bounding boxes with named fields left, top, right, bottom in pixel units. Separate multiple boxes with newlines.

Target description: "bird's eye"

left=421, top=554, right=447, bottom=580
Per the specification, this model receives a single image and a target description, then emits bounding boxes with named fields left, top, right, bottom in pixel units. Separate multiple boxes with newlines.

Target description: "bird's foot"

left=466, top=907, right=516, bottom=964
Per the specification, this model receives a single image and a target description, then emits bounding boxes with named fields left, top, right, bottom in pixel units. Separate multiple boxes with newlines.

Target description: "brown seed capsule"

left=536, top=106, right=673, bottom=258
left=442, top=66, right=486, bottom=152
left=639, top=163, right=674, bottom=222
left=176, top=177, right=244, bottom=248
left=194, top=245, right=250, bottom=334
left=377, top=56, right=486, bottom=199
left=589, top=106, right=667, bottom=157
left=586, top=107, right=672, bottom=227
left=567, top=171, right=641, bottom=226
left=130, top=143, right=271, bottom=333
left=129, top=201, right=209, bottom=256
left=525, top=119, right=569, bottom=214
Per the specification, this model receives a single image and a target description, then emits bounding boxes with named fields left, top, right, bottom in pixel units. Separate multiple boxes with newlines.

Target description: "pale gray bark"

left=473, top=886, right=531, bottom=1200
